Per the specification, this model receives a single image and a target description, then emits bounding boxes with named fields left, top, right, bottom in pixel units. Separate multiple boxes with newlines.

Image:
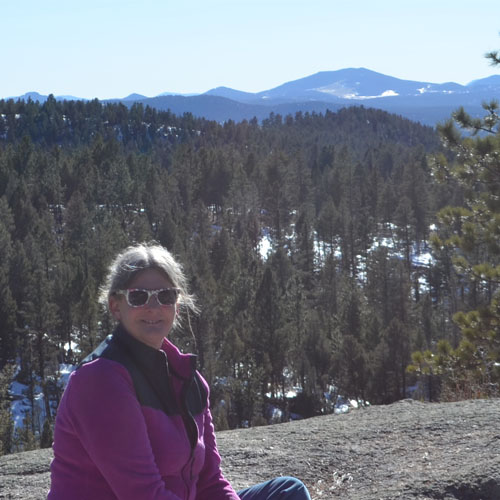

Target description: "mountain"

left=112, top=68, right=500, bottom=126
left=21, top=91, right=47, bottom=102
left=6, top=92, right=86, bottom=102
left=157, top=91, right=204, bottom=97
left=204, top=86, right=258, bottom=102
left=250, top=68, right=466, bottom=102
left=115, top=93, right=343, bottom=123
left=8, top=91, right=49, bottom=103
left=466, top=74, right=500, bottom=89
left=122, top=93, right=148, bottom=101
left=5, top=68, right=500, bottom=126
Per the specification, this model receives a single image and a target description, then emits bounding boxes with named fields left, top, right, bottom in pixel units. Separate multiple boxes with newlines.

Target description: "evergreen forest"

left=0, top=89, right=498, bottom=455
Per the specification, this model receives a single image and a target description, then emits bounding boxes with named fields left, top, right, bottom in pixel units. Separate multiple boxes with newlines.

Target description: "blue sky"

left=3, top=0, right=500, bottom=99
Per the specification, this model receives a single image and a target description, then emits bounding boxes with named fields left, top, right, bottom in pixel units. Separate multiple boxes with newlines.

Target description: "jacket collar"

left=161, top=336, right=198, bottom=380
left=114, top=324, right=197, bottom=380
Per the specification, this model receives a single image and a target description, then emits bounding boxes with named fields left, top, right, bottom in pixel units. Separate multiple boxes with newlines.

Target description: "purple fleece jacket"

left=48, top=336, right=239, bottom=500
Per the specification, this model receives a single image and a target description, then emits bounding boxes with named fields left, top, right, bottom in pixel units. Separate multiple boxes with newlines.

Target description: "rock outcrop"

left=1, top=398, right=499, bottom=499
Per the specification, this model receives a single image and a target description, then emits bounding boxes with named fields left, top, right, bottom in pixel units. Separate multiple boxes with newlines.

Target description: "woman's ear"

left=109, top=295, right=122, bottom=321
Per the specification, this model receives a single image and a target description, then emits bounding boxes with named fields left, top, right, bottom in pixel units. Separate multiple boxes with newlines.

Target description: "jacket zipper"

left=180, top=407, right=198, bottom=499
left=179, top=371, right=200, bottom=499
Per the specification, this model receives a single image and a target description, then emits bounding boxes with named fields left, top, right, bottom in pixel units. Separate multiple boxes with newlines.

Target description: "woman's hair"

left=99, top=242, right=198, bottom=329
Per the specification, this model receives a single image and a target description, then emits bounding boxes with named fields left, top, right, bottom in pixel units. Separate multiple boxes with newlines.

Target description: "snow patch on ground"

left=10, top=364, right=76, bottom=433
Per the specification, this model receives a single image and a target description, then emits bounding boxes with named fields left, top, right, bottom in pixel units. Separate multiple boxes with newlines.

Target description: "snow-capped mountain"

left=205, top=68, right=486, bottom=102
left=5, top=68, right=500, bottom=126
left=201, top=68, right=500, bottom=124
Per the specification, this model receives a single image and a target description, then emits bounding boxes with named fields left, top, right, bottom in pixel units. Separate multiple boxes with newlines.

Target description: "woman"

left=48, top=243, right=311, bottom=500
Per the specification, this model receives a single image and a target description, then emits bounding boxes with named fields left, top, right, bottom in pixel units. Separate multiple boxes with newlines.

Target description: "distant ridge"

left=13, top=92, right=47, bottom=102
left=467, top=74, right=500, bottom=87
left=6, top=92, right=86, bottom=102
left=122, top=93, right=148, bottom=101
left=204, top=86, right=257, bottom=102
left=4, top=68, right=500, bottom=126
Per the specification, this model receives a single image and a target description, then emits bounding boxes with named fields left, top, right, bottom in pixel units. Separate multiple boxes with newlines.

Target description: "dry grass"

left=309, top=471, right=354, bottom=499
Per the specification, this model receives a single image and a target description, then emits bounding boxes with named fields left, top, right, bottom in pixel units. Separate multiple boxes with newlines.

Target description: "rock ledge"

left=1, top=398, right=499, bottom=499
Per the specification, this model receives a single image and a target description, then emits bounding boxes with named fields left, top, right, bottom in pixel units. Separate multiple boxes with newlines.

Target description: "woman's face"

left=109, top=268, right=178, bottom=349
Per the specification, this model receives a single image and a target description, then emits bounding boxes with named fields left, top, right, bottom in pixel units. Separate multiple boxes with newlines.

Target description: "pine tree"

left=0, top=364, right=14, bottom=455
left=40, top=418, right=53, bottom=448
left=253, top=266, right=288, bottom=401
left=14, top=414, right=37, bottom=452
left=409, top=47, right=500, bottom=399
left=0, top=197, right=17, bottom=366
left=334, top=274, right=368, bottom=400
left=259, top=151, right=294, bottom=247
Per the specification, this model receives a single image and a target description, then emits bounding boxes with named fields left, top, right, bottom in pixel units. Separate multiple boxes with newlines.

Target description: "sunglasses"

left=115, top=288, right=180, bottom=307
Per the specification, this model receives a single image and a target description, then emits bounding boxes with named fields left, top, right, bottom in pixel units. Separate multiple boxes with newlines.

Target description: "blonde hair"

left=99, top=242, right=198, bottom=329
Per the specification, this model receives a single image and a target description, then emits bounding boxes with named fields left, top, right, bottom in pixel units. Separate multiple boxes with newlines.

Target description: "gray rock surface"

left=1, top=398, right=499, bottom=499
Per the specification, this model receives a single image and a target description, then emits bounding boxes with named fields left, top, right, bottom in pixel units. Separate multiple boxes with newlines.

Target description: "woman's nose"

left=144, top=294, right=162, bottom=308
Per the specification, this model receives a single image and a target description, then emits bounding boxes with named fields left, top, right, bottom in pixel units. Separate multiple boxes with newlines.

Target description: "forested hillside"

left=0, top=96, right=474, bottom=454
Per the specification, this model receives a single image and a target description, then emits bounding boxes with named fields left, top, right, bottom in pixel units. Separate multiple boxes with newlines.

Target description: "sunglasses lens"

left=128, top=290, right=149, bottom=307
left=157, top=289, right=178, bottom=305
